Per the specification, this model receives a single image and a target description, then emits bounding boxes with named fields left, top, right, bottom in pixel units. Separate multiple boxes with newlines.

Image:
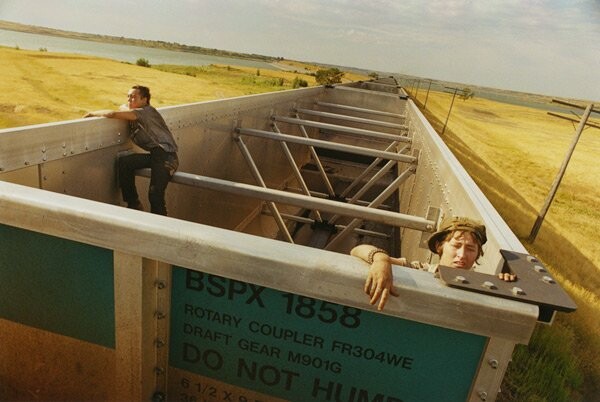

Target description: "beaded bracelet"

left=366, top=248, right=388, bottom=264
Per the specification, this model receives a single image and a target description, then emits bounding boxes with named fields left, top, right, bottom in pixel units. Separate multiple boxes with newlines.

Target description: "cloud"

left=0, top=0, right=597, bottom=99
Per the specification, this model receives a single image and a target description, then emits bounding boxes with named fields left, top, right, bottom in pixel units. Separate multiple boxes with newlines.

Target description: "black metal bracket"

left=308, top=220, right=337, bottom=248
left=327, top=193, right=347, bottom=203
left=310, top=219, right=337, bottom=233
left=438, top=249, right=577, bottom=323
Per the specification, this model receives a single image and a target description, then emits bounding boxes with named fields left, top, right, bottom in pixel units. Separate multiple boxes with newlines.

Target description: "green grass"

left=151, top=64, right=305, bottom=94
left=499, top=324, right=583, bottom=402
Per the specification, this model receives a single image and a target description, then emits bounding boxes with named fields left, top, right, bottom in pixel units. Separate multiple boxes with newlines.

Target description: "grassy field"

left=411, top=89, right=600, bottom=400
left=2, top=45, right=598, bottom=400
left=0, top=46, right=339, bottom=128
left=0, top=46, right=369, bottom=129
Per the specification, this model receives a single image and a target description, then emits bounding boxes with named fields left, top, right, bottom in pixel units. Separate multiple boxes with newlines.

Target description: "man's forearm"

left=350, top=244, right=389, bottom=264
left=84, top=110, right=136, bottom=120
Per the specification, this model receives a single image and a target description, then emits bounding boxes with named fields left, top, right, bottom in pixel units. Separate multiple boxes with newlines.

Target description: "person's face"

left=127, top=88, right=147, bottom=109
left=438, top=231, right=480, bottom=269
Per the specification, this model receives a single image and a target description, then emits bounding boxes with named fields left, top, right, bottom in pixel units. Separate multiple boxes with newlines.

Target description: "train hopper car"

left=0, top=78, right=575, bottom=401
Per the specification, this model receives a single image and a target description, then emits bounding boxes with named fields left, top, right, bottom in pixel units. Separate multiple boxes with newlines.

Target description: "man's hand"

left=83, top=110, right=135, bottom=120
left=83, top=109, right=113, bottom=118
left=363, top=255, right=399, bottom=311
left=498, top=272, right=518, bottom=282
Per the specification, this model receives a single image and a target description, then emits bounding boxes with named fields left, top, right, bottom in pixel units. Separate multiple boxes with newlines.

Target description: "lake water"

left=0, top=28, right=283, bottom=70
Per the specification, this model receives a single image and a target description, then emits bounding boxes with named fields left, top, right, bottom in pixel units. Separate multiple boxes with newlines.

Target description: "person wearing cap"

left=351, top=216, right=517, bottom=311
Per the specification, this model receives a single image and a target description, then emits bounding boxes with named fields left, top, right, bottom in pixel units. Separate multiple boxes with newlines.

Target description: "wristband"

left=366, top=248, right=388, bottom=264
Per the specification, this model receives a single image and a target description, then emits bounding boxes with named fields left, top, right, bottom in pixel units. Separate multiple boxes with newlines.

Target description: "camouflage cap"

left=427, top=216, right=487, bottom=254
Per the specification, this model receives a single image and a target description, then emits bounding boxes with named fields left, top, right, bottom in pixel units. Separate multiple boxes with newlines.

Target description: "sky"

left=1, top=0, right=599, bottom=101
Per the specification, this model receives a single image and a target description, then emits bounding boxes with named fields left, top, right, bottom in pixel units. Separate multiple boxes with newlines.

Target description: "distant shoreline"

left=1, top=19, right=591, bottom=106
left=0, top=19, right=279, bottom=63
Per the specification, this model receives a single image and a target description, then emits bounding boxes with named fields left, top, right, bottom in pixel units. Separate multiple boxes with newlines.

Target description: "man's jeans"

left=118, top=148, right=179, bottom=215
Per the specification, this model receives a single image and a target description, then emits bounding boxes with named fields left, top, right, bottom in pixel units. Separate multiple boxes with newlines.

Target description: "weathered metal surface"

left=400, top=102, right=526, bottom=273
left=0, top=117, right=126, bottom=173
left=439, top=249, right=577, bottom=322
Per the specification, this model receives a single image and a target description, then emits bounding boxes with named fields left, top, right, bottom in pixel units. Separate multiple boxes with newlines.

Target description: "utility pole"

left=441, top=87, right=467, bottom=135
left=423, top=80, right=433, bottom=109
left=529, top=101, right=599, bottom=242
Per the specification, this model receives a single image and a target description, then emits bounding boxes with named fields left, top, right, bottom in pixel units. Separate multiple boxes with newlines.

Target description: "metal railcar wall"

left=0, top=84, right=540, bottom=401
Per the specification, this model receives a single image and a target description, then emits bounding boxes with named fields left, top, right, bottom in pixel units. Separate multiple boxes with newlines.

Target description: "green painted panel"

left=169, top=267, right=487, bottom=401
left=0, top=224, right=115, bottom=348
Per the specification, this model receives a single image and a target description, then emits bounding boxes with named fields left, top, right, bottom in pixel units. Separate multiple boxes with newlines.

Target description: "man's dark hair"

left=132, top=85, right=151, bottom=104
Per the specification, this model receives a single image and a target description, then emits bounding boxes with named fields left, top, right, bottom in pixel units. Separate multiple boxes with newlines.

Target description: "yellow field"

left=412, top=89, right=600, bottom=398
left=415, top=91, right=600, bottom=285
left=0, top=46, right=370, bottom=129
left=0, top=46, right=334, bottom=128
